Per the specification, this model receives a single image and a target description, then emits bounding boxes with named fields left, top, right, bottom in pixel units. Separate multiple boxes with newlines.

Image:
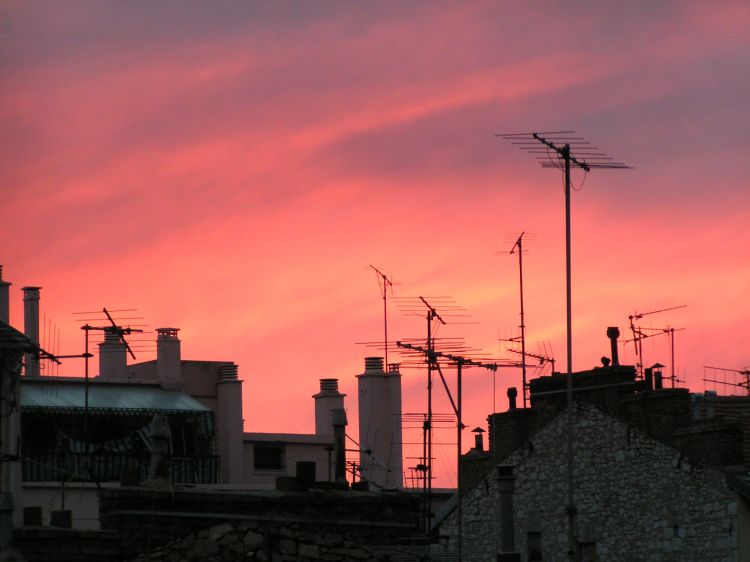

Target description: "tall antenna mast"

left=420, top=296, right=444, bottom=535
left=369, top=266, right=394, bottom=367
left=498, top=130, right=629, bottom=560
left=510, top=232, right=528, bottom=408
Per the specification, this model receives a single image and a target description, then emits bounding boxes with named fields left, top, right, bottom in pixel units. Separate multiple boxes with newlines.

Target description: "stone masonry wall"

left=130, top=520, right=381, bottom=562
left=100, top=487, right=421, bottom=561
left=440, top=402, right=739, bottom=562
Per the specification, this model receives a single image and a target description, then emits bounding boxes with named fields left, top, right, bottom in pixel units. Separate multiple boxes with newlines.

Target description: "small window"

left=254, top=444, right=284, bottom=470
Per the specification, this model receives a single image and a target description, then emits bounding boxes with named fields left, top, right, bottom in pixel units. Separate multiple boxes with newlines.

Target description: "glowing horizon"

left=2, top=1, right=749, bottom=488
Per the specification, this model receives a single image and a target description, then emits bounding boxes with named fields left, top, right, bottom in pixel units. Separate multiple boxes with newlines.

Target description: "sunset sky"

left=2, top=2, right=749, bottom=487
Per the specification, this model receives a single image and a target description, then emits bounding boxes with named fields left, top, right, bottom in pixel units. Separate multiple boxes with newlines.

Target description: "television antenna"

left=72, top=308, right=144, bottom=428
left=369, top=265, right=398, bottom=367
left=391, top=295, right=468, bottom=536
left=397, top=340, right=501, bottom=561
left=627, top=305, right=686, bottom=376
left=497, top=130, right=630, bottom=560
left=702, top=365, right=750, bottom=396
left=500, top=232, right=537, bottom=407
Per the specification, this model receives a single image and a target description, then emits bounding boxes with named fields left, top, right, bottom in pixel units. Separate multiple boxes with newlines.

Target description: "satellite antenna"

left=497, top=130, right=630, bottom=559
left=369, top=266, right=397, bottom=367
left=703, top=366, right=750, bottom=396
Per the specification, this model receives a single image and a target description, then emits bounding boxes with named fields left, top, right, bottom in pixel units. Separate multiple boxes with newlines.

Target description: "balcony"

left=23, top=452, right=219, bottom=484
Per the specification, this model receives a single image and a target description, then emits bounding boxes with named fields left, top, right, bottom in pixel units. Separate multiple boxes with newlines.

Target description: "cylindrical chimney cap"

left=606, top=327, right=620, bottom=339
left=157, top=328, right=180, bottom=340
left=319, top=378, right=339, bottom=392
left=220, top=363, right=239, bottom=380
left=365, top=357, right=384, bottom=373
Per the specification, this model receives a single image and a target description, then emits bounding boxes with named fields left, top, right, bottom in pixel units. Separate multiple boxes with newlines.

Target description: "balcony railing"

left=23, top=453, right=219, bottom=484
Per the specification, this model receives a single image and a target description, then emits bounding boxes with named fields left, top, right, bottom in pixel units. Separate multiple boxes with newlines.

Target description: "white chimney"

left=216, top=362, right=244, bottom=483
left=22, top=286, right=41, bottom=377
left=156, top=328, right=182, bottom=390
left=313, top=379, right=346, bottom=436
left=357, top=357, right=403, bottom=489
left=0, top=266, right=11, bottom=324
left=98, top=329, right=128, bottom=379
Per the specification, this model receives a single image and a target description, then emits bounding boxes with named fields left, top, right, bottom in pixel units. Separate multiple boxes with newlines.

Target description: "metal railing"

left=22, top=453, right=219, bottom=484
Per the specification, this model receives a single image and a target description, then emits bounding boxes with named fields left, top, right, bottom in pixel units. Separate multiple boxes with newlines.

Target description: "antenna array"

left=497, top=129, right=630, bottom=559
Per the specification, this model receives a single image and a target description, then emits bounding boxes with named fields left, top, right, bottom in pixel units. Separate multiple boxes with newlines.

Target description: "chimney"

left=606, top=327, right=620, bottom=367
left=98, top=329, right=127, bottom=379
left=156, top=328, right=182, bottom=390
left=0, top=266, right=10, bottom=324
left=216, top=362, right=244, bottom=483
left=507, top=387, right=518, bottom=411
left=22, top=287, right=41, bottom=377
left=331, top=408, right=348, bottom=487
left=357, top=356, right=403, bottom=489
left=644, top=367, right=654, bottom=391
left=496, top=465, right=518, bottom=557
left=652, top=363, right=665, bottom=389
left=472, top=427, right=485, bottom=451
left=313, top=379, right=346, bottom=436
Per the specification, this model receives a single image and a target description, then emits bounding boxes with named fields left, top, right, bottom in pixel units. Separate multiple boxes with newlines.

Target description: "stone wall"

left=100, top=487, right=421, bottom=561
left=440, top=402, right=739, bottom=562
left=14, top=527, right=120, bottom=562
left=130, top=520, right=382, bottom=562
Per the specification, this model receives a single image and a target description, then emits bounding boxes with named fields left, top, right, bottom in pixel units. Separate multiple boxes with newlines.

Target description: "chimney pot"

left=606, top=327, right=620, bottom=367
left=22, top=286, right=41, bottom=377
left=365, top=357, right=384, bottom=373
left=319, top=378, right=339, bottom=392
left=0, top=265, right=11, bottom=324
left=507, top=387, right=518, bottom=411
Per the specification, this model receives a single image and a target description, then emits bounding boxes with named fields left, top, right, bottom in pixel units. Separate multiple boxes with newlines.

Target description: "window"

left=253, top=444, right=284, bottom=470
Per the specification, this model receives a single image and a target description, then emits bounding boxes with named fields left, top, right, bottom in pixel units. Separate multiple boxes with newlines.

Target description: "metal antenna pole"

left=456, top=359, right=463, bottom=562
left=511, top=233, right=528, bottom=408
left=562, top=144, right=577, bottom=561
left=426, top=307, right=433, bottom=535
left=497, top=130, right=629, bottom=562
left=669, top=328, right=675, bottom=388
left=370, top=266, right=394, bottom=367
left=84, top=325, right=89, bottom=431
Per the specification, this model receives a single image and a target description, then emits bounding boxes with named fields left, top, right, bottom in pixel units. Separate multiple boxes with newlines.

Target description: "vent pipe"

left=0, top=266, right=10, bottom=324
left=22, top=287, right=41, bottom=377
left=606, top=327, right=620, bottom=367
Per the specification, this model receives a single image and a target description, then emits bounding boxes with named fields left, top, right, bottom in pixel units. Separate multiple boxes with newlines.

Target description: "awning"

left=20, top=379, right=212, bottom=416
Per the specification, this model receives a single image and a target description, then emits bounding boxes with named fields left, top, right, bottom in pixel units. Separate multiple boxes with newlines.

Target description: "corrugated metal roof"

left=21, top=380, right=211, bottom=413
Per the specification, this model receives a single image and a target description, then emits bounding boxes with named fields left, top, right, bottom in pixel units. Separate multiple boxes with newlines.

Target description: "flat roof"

left=244, top=432, right=333, bottom=445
